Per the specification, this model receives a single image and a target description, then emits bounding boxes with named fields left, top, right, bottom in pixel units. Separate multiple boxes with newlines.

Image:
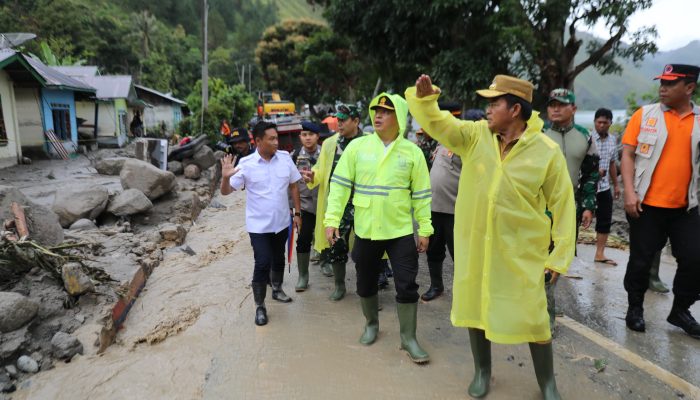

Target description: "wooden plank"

left=10, top=202, right=29, bottom=240
left=44, top=129, right=70, bottom=160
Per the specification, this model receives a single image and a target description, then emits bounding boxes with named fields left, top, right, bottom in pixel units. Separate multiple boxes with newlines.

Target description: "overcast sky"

left=586, top=0, right=700, bottom=51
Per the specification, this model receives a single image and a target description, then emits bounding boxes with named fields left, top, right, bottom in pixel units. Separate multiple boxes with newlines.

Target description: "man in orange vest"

left=621, top=63, right=700, bottom=339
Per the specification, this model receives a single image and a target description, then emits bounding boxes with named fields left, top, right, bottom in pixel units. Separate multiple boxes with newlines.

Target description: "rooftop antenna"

left=0, top=33, right=37, bottom=50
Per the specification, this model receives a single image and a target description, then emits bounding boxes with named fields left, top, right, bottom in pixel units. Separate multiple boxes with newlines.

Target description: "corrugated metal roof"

left=51, top=65, right=99, bottom=78
left=79, top=75, right=134, bottom=99
left=0, top=48, right=15, bottom=65
left=23, top=55, right=95, bottom=92
left=134, top=84, right=186, bottom=105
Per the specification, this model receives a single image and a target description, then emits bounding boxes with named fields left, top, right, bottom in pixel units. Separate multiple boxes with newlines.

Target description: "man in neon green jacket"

left=407, top=75, right=576, bottom=399
left=324, top=92, right=433, bottom=364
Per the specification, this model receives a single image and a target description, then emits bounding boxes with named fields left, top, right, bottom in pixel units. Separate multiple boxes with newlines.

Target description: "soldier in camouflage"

left=543, top=88, right=600, bottom=334
left=415, top=128, right=438, bottom=170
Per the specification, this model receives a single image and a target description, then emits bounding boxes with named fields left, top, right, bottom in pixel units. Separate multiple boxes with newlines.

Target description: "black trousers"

left=296, top=210, right=316, bottom=253
left=595, top=189, right=613, bottom=234
left=352, top=234, right=419, bottom=303
left=426, top=211, right=455, bottom=263
left=625, top=206, right=700, bottom=305
left=249, top=228, right=288, bottom=283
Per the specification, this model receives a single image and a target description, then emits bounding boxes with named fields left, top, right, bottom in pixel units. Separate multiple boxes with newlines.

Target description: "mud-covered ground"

left=0, top=148, right=218, bottom=392
left=8, top=190, right=696, bottom=400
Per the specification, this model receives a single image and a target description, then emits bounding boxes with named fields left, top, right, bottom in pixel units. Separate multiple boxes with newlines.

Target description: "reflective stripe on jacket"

left=324, top=93, right=433, bottom=240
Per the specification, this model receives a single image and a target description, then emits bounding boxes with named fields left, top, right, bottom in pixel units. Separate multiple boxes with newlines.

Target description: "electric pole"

left=201, top=0, right=209, bottom=112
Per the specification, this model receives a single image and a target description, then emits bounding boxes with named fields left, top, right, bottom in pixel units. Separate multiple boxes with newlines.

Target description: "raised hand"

left=220, top=154, right=239, bottom=180
left=415, top=74, right=439, bottom=98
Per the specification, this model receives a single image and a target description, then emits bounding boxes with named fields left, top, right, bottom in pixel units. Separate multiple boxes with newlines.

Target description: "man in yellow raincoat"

left=406, top=75, right=575, bottom=399
left=324, top=93, right=433, bottom=364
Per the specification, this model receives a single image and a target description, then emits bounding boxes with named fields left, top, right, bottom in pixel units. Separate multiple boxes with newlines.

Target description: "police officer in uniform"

left=324, top=93, right=433, bottom=364
left=291, top=121, right=321, bottom=291
left=621, top=64, right=700, bottom=339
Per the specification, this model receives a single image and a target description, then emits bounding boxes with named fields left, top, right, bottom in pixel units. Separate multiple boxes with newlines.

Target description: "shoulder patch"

left=573, top=124, right=591, bottom=139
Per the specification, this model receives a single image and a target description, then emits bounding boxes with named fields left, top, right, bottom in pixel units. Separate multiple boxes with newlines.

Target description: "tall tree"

left=255, top=19, right=328, bottom=112
left=511, top=0, right=658, bottom=106
left=314, top=0, right=658, bottom=109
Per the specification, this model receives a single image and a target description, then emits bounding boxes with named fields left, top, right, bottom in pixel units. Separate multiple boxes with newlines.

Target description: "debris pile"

left=0, top=144, right=222, bottom=392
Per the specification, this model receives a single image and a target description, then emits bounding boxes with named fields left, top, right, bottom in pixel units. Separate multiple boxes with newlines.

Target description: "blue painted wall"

left=40, top=88, right=77, bottom=143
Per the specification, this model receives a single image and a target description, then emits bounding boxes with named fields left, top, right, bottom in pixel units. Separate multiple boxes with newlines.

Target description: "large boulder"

left=120, top=159, right=176, bottom=200
left=167, top=161, right=183, bottom=175
left=107, top=189, right=153, bottom=216
left=68, top=218, right=97, bottom=231
left=0, top=292, right=39, bottom=333
left=184, top=164, right=201, bottom=180
left=51, top=332, right=84, bottom=360
left=0, top=186, right=63, bottom=245
left=191, top=145, right=216, bottom=170
left=94, top=157, right=128, bottom=175
left=52, top=185, right=109, bottom=228
left=173, top=191, right=203, bottom=223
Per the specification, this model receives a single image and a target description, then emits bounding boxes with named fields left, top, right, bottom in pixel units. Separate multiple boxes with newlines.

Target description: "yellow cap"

left=476, top=75, right=534, bottom=103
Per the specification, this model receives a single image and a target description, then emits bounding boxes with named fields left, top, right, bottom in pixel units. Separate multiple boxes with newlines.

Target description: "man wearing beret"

left=407, top=74, right=575, bottom=398
left=324, top=94, right=433, bottom=364
left=621, top=63, right=700, bottom=339
left=291, top=121, right=322, bottom=291
left=302, top=104, right=366, bottom=301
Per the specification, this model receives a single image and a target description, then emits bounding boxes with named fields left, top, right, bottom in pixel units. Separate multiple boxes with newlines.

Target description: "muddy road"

left=10, top=191, right=697, bottom=400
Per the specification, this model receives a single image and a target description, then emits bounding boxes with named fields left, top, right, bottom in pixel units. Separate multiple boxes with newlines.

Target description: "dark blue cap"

left=301, top=121, right=321, bottom=134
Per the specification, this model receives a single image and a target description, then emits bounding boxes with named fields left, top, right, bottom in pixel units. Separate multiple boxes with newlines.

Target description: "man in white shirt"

left=221, top=121, right=302, bottom=326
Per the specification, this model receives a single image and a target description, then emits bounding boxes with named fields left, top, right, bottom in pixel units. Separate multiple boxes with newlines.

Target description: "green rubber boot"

left=648, top=251, right=669, bottom=293
left=467, top=328, right=492, bottom=398
left=529, top=342, right=561, bottom=400
left=545, top=278, right=558, bottom=336
left=295, top=253, right=310, bottom=292
left=329, top=263, right=346, bottom=301
left=320, top=260, right=334, bottom=277
left=359, top=295, right=379, bottom=345
left=397, top=303, right=430, bottom=364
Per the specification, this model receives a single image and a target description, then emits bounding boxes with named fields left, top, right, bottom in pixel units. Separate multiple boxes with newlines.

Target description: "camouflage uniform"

left=416, top=136, right=438, bottom=171
left=320, top=130, right=365, bottom=264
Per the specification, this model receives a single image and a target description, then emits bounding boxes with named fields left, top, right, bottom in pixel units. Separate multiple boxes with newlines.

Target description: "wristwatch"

left=294, top=212, right=301, bottom=217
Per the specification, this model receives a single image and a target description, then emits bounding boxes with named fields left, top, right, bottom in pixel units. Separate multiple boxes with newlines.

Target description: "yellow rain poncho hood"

left=369, top=92, right=409, bottom=135
left=323, top=92, right=433, bottom=240
left=406, top=86, right=576, bottom=344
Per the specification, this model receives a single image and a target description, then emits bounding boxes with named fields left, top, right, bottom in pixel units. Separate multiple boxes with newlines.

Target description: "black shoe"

left=667, top=309, right=700, bottom=339
left=384, top=262, right=393, bottom=278
left=378, top=271, right=389, bottom=289
left=271, top=288, right=292, bottom=303
left=421, top=286, right=444, bottom=301
left=625, top=306, right=645, bottom=332
left=255, top=305, right=268, bottom=326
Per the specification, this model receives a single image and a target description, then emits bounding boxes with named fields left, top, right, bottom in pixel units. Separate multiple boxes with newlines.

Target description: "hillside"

left=272, top=0, right=325, bottom=21
left=574, top=36, right=700, bottom=109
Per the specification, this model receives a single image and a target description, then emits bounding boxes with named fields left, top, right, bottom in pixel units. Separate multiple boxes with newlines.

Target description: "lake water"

left=407, top=109, right=629, bottom=136
left=575, top=109, right=628, bottom=129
